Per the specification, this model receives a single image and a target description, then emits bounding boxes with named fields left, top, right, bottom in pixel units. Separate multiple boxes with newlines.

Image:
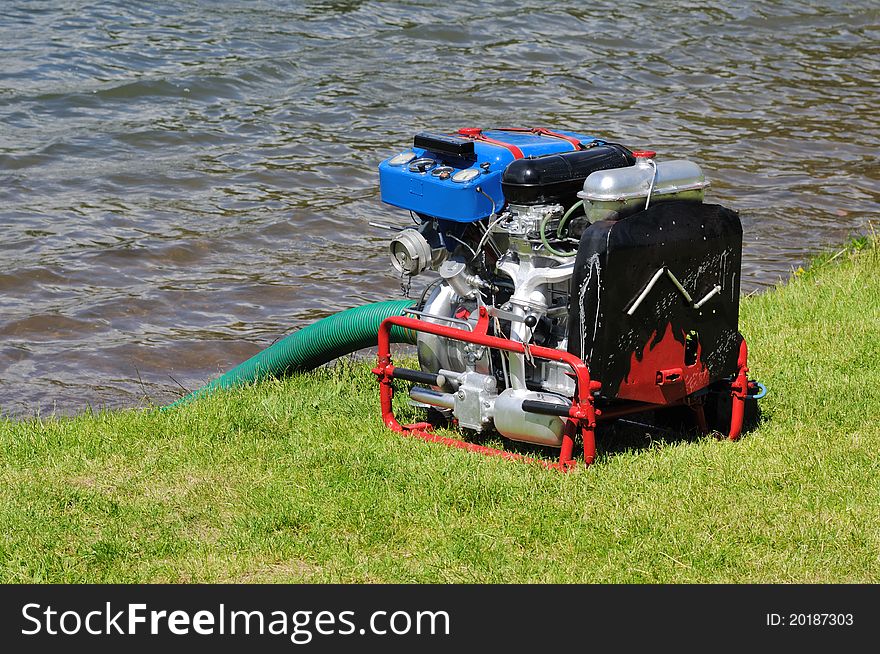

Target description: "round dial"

left=431, top=166, right=454, bottom=180
left=452, top=167, right=480, bottom=183
left=408, top=157, right=437, bottom=173
left=388, top=151, right=416, bottom=166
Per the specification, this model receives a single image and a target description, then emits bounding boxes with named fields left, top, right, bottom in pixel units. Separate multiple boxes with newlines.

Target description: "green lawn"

left=1, top=235, right=878, bottom=583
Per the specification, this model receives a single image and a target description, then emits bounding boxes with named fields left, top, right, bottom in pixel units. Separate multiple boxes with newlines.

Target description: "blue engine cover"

left=378, top=128, right=597, bottom=223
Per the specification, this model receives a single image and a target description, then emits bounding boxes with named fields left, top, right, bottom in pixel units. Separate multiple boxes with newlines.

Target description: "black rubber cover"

left=568, top=202, right=743, bottom=401
left=521, top=399, right=572, bottom=418
left=391, top=366, right=443, bottom=387
left=414, top=132, right=476, bottom=158
left=501, top=143, right=635, bottom=206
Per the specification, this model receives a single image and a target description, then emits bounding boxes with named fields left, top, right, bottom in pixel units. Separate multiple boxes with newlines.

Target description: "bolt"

left=457, top=390, right=466, bottom=400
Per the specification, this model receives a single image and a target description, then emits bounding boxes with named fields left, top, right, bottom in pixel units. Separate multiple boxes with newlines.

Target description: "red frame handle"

left=372, top=306, right=600, bottom=470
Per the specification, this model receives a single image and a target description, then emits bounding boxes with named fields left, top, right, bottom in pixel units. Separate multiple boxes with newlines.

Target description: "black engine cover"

left=568, top=202, right=743, bottom=404
left=501, top=143, right=635, bottom=206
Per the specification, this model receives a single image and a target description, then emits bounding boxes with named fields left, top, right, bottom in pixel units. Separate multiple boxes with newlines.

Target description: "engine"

left=375, top=127, right=748, bottom=459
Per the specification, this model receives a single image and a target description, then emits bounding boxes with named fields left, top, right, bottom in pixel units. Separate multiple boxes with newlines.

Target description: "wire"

left=470, top=185, right=504, bottom=260
left=445, top=234, right=478, bottom=259
left=415, top=277, right=443, bottom=311
left=556, top=199, right=585, bottom=238
left=492, top=315, right=511, bottom=391
left=644, top=158, right=658, bottom=210
left=470, top=212, right=506, bottom=262
left=539, top=210, right=577, bottom=257
left=474, top=186, right=496, bottom=217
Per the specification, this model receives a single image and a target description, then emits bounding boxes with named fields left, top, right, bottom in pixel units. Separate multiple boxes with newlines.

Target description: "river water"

left=0, top=1, right=877, bottom=415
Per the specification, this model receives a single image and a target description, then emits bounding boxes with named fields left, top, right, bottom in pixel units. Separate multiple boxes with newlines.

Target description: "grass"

left=1, top=233, right=878, bottom=583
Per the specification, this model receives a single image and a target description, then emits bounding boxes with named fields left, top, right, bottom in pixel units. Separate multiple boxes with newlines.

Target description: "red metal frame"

left=728, top=338, right=750, bottom=441
left=373, top=307, right=750, bottom=471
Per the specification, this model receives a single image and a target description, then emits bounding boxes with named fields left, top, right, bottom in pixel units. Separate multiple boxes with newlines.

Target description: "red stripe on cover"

left=456, top=128, right=525, bottom=159
left=494, top=127, right=587, bottom=150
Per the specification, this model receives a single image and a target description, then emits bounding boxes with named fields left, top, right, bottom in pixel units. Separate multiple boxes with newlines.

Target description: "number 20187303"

left=766, top=613, right=854, bottom=627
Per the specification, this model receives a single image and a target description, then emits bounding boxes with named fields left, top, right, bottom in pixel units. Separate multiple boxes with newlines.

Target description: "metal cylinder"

left=389, top=223, right=448, bottom=276
left=390, top=228, right=433, bottom=276
left=409, top=386, right=455, bottom=410
left=493, top=389, right=568, bottom=447
left=578, top=159, right=709, bottom=223
left=438, top=258, right=477, bottom=299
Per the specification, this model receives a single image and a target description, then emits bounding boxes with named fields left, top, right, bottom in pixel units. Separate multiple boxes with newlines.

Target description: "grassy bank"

left=1, top=236, right=878, bottom=583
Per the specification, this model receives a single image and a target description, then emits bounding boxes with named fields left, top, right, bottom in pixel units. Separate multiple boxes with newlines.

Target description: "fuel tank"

left=378, top=127, right=598, bottom=223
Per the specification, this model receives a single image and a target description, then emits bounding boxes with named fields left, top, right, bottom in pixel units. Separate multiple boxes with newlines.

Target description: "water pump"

left=373, top=127, right=758, bottom=469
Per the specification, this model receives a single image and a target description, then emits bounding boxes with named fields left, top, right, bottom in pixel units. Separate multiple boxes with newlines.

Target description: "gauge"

left=408, top=157, right=437, bottom=173
left=452, top=167, right=480, bottom=183
left=388, top=151, right=416, bottom=166
left=431, top=165, right=454, bottom=180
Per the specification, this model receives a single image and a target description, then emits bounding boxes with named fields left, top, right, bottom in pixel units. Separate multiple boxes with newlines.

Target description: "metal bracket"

left=627, top=267, right=722, bottom=315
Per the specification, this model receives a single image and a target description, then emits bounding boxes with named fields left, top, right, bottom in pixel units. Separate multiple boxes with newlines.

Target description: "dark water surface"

left=1, top=1, right=877, bottom=415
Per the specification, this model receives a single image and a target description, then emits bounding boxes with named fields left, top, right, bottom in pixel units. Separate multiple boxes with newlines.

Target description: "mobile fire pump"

left=371, top=127, right=760, bottom=470
left=171, top=126, right=762, bottom=471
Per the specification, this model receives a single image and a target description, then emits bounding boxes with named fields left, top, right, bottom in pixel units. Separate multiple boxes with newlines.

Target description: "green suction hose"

left=164, top=299, right=417, bottom=409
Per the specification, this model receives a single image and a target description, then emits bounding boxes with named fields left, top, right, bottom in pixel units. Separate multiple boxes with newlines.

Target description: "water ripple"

left=0, top=0, right=877, bottom=415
